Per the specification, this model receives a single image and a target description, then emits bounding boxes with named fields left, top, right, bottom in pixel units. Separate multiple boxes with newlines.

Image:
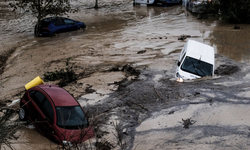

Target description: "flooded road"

left=1, top=0, right=250, bottom=149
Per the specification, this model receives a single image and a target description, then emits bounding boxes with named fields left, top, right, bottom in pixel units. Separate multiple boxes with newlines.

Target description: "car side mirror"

left=177, top=61, right=181, bottom=66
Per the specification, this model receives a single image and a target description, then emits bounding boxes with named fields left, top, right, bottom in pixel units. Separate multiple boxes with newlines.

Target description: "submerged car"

left=156, top=0, right=182, bottom=6
left=35, top=17, right=86, bottom=37
left=182, top=0, right=209, bottom=13
left=175, top=40, right=214, bottom=82
left=133, top=0, right=155, bottom=5
left=133, top=0, right=181, bottom=6
left=19, top=84, right=94, bottom=144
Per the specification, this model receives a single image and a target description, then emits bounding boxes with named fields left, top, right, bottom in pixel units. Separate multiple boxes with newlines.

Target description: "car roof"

left=42, top=17, right=67, bottom=22
left=185, top=39, right=214, bottom=65
left=36, top=84, right=79, bottom=107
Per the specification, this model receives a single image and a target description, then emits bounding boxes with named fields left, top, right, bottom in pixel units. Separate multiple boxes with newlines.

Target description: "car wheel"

left=79, top=26, right=86, bottom=30
left=34, top=25, right=39, bottom=37
left=19, top=107, right=27, bottom=121
left=51, top=32, right=58, bottom=37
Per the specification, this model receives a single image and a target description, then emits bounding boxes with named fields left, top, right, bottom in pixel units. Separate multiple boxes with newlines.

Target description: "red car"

left=19, top=84, right=94, bottom=145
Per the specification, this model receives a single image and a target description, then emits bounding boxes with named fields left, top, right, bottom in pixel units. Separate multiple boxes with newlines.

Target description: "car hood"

left=55, top=126, right=94, bottom=144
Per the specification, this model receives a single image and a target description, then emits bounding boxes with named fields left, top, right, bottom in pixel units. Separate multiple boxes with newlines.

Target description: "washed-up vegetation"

left=43, top=66, right=77, bottom=87
left=204, top=0, right=250, bottom=23
left=43, top=58, right=78, bottom=87
left=214, top=64, right=240, bottom=76
left=181, top=118, right=196, bottom=129
left=0, top=105, right=20, bottom=149
left=109, top=64, right=140, bottom=77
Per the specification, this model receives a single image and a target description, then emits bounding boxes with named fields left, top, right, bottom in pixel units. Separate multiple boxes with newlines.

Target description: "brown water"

left=1, top=0, right=250, bottom=149
left=209, top=23, right=250, bottom=62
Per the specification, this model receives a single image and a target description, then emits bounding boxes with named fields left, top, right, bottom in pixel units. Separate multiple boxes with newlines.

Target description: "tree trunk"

left=35, top=0, right=42, bottom=37
left=94, top=0, right=98, bottom=8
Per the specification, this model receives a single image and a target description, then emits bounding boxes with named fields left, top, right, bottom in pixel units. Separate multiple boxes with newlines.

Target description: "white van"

left=175, top=40, right=214, bottom=82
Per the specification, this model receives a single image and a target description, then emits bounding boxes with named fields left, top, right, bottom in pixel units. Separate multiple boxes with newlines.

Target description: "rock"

left=178, top=34, right=191, bottom=40
left=137, top=50, right=146, bottom=54
left=234, top=25, right=240, bottom=29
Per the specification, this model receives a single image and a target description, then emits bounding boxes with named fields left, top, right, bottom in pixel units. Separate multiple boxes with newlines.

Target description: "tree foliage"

left=9, top=0, right=78, bottom=23
left=209, top=0, right=250, bottom=23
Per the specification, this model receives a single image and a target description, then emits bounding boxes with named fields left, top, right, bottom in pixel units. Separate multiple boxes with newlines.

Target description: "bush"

left=210, top=0, right=250, bottom=23
left=43, top=66, right=77, bottom=87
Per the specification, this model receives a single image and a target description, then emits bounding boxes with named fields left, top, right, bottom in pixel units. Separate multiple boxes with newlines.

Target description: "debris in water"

left=168, top=110, right=175, bottom=115
left=109, top=64, right=140, bottom=77
left=27, top=124, right=36, bottom=129
left=178, top=34, right=191, bottom=40
left=85, top=85, right=96, bottom=93
left=121, top=64, right=140, bottom=77
left=181, top=118, right=196, bottom=129
left=137, top=50, right=146, bottom=54
left=8, top=99, right=20, bottom=107
left=234, top=25, right=240, bottom=30
left=43, top=65, right=77, bottom=87
left=214, top=64, right=240, bottom=76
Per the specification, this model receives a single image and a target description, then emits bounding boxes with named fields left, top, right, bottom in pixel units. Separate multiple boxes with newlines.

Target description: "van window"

left=181, top=56, right=213, bottom=77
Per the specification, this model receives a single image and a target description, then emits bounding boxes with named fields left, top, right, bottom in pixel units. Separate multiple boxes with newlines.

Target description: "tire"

left=79, top=26, right=85, bottom=30
left=51, top=32, right=58, bottom=37
left=19, top=107, right=27, bottom=121
left=34, top=23, right=41, bottom=37
left=34, top=25, right=37, bottom=36
left=34, top=24, right=39, bottom=37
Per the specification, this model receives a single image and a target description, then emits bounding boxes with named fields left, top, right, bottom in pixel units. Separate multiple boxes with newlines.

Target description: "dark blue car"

left=155, top=0, right=182, bottom=6
left=35, top=17, right=86, bottom=37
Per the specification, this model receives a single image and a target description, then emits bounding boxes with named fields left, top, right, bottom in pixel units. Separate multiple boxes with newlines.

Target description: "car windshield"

left=56, top=106, right=88, bottom=129
left=181, top=56, right=213, bottom=77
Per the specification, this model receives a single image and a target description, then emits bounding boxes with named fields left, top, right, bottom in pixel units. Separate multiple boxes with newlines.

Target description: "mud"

left=1, top=0, right=250, bottom=149
left=214, top=64, right=240, bottom=76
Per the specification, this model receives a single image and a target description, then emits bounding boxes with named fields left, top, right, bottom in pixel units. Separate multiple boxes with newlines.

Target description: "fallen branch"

left=127, top=100, right=148, bottom=111
left=154, top=87, right=163, bottom=100
left=118, top=91, right=130, bottom=100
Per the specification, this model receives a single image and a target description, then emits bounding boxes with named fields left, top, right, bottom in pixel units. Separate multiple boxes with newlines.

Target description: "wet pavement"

left=1, top=0, right=250, bottom=149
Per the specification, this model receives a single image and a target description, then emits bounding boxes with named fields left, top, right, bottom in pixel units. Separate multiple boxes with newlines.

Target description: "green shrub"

left=43, top=66, right=77, bottom=87
left=210, top=0, right=250, bottom=23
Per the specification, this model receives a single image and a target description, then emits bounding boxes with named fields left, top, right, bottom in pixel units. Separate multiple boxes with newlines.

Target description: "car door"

left=39, top=97, right=55, bottom=139
left=63, top=19, right=78, bottom=31
left=53, top=19, right=67, bottom=33
left=28, top=91, right=54, bottom=138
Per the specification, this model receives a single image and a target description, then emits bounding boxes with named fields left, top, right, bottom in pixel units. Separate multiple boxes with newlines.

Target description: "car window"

left=54, top=19, right=65, bottom=26
left=42, top=99, right=54, bottom=122
left=29, top=90, right=54, bottom=122
left=41, top=21, right=50, bottom=27
left=30, top=91, right=45, bottom=106
left=64, top=19, right=75, bottom=25
left=29, top=90, right=36, bottom=96
left=56, top=106, right=88, bottom=129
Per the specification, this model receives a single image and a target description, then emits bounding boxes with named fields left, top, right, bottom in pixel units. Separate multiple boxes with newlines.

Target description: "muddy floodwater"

left=1, top=0, right=250, bottom=149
